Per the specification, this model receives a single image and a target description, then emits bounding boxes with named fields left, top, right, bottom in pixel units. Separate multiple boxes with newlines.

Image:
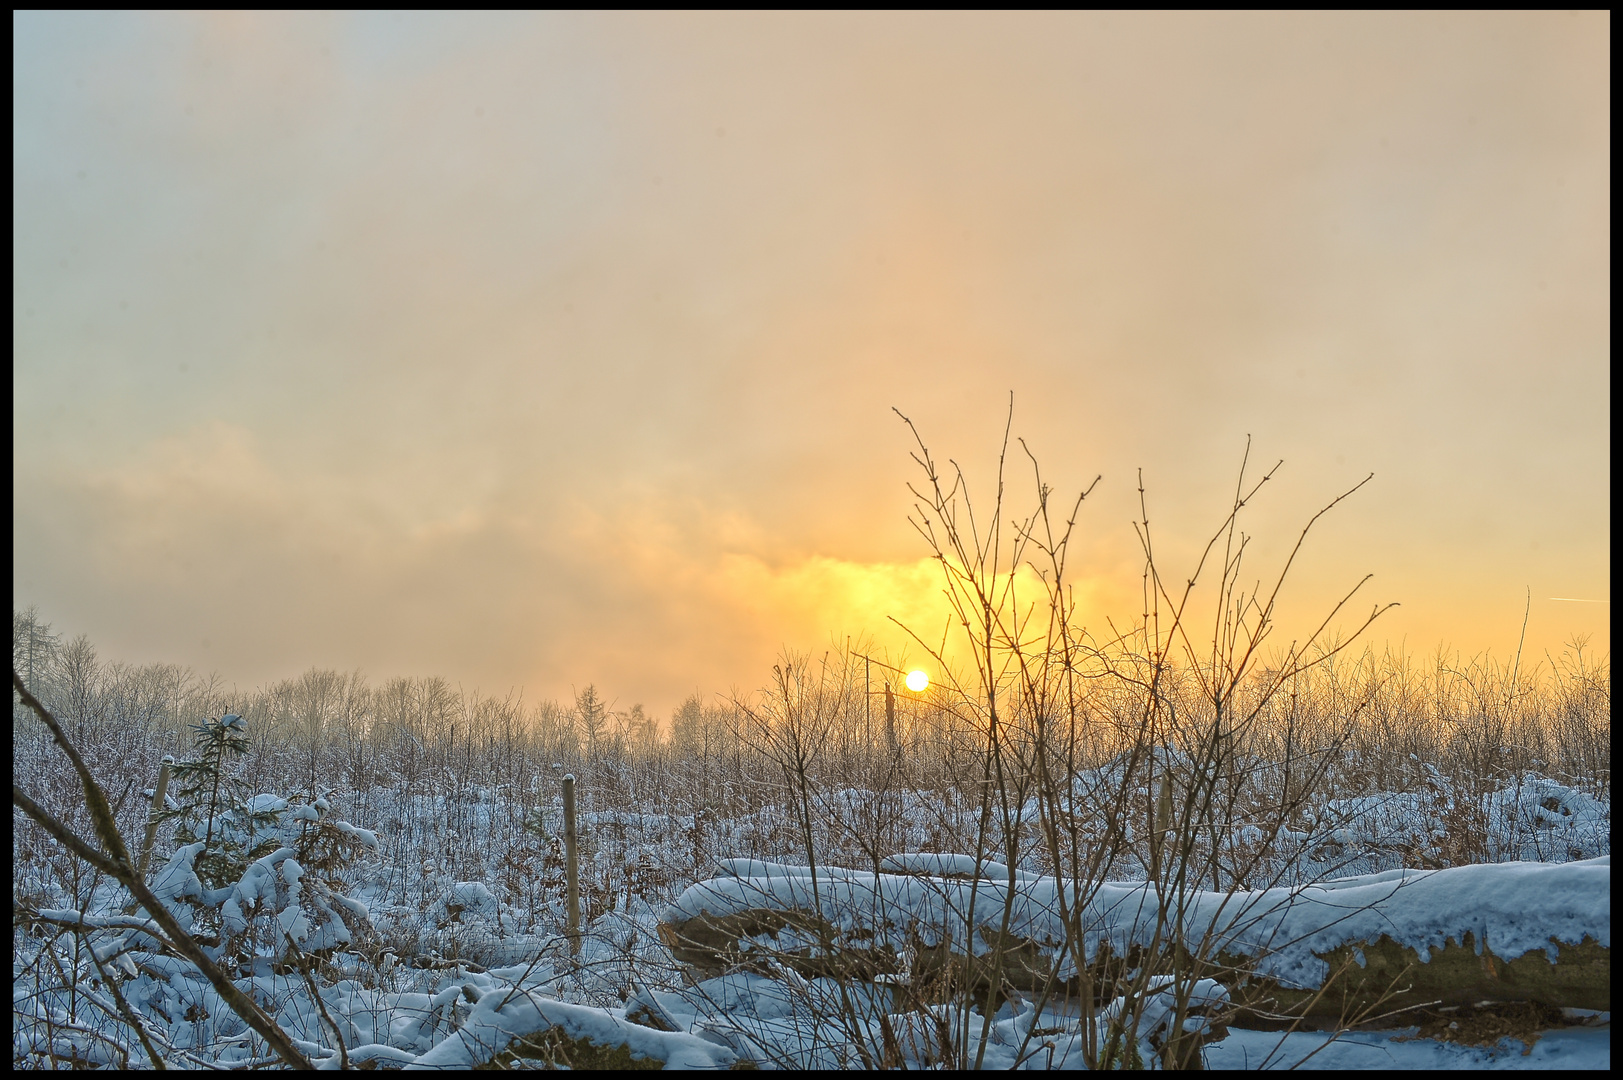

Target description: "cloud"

left=12, top=12, right=1609, bottom=713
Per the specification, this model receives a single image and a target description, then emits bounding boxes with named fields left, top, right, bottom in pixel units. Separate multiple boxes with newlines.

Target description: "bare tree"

left=13, top=607, right=62, bottom=699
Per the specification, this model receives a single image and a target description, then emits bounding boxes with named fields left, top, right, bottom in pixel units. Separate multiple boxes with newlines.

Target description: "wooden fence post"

left=137, top=760, right=173, bottom=878
left=563, top=774, right=580, bottom=957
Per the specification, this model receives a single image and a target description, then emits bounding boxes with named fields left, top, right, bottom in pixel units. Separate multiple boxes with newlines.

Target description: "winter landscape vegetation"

left=12, top=421, right=1611, bottom=1068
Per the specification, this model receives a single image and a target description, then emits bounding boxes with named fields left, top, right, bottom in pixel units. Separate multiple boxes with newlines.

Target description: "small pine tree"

left=161, top=713, right=277, bottom=889
left=521, top=805, right=553, bottom=841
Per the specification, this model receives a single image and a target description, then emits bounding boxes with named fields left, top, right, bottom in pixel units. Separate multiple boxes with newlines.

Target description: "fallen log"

left=659, top=856, right=1609, bottom=1018
left=1222, top=930, right=1610, bottom=1022
left=407, top=988, right=740, bottom=1070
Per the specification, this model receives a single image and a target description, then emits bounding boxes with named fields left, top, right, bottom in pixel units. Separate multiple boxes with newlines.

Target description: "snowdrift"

left=406, top=988, right=738, bottom=1070
left=661, top=856, right=1610, bottom=1018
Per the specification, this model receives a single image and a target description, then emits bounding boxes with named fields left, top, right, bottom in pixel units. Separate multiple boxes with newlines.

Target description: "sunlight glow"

left=905, top=669, right=929, bottom=693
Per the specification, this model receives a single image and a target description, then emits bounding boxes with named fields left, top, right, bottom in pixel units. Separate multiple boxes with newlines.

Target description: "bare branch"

left=13, top=668, right=315, bottom=1070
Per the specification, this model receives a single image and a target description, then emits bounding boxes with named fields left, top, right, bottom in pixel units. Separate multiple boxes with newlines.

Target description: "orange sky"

left=13, top=11, right=1609, bottom=717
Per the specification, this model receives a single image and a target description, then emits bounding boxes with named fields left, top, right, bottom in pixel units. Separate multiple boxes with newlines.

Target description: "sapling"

left=158, top=713, right=278, bottom=891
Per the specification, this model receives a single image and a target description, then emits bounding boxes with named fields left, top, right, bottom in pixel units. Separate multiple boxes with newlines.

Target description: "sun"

left=905, top=669, right=929, bottom=693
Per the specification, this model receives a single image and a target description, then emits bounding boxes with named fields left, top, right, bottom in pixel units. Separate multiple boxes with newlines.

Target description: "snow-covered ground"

left=1206, top=1022, right=1610, bottom=1070
left=13, top=771, right=1610, bottom=1069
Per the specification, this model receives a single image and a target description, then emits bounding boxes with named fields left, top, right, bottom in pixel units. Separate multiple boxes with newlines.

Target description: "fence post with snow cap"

left=563, top=774, right=580, bottom=957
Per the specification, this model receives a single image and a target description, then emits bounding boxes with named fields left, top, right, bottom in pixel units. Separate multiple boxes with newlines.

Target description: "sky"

left=13, top=11, right=1610, bottom=717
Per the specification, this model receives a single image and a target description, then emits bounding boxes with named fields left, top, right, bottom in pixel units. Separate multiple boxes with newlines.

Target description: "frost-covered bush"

left=149, top=790, right=380, bottom=969
left=1484, top=773, right=1610, bottom=862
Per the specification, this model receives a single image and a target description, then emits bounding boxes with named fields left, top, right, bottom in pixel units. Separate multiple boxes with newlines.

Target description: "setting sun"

left=905, top=669, right=929, bottom=693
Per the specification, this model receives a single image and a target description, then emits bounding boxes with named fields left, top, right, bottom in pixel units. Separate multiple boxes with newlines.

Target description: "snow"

left=404, top=987, right=738, bottom=1069
left=624, top=975, right=1612, bottom=1070
left=149, top=841, right=207, bottom=903
left=717, top=857, right=875, bottom=880
left=1099, top=974, right=1229, bottom=1048
left=243, top=794, right=289, bottom=814
left=1205, top=1023, right=1612, bottom=1070
left=879, top=851, right=1044, bottom=882
left=332, top=819, right=381, bottom=849
left=629, top=975, right=1207, bottom=1069
left=451, top=880, right=497, bottom=911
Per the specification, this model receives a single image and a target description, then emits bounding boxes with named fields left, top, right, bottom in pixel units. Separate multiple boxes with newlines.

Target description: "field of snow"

left=13, top=772, right=1609, bottom=1069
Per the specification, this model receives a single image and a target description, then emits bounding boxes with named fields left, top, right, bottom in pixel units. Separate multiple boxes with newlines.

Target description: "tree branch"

left=13, top=669, right=314, bottom=1070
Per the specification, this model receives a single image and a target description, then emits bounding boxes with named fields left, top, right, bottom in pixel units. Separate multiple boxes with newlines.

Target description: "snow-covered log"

left=407, top=987, right=739, bottom=1069
left=660, top=856, right=1609, bottom=1017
